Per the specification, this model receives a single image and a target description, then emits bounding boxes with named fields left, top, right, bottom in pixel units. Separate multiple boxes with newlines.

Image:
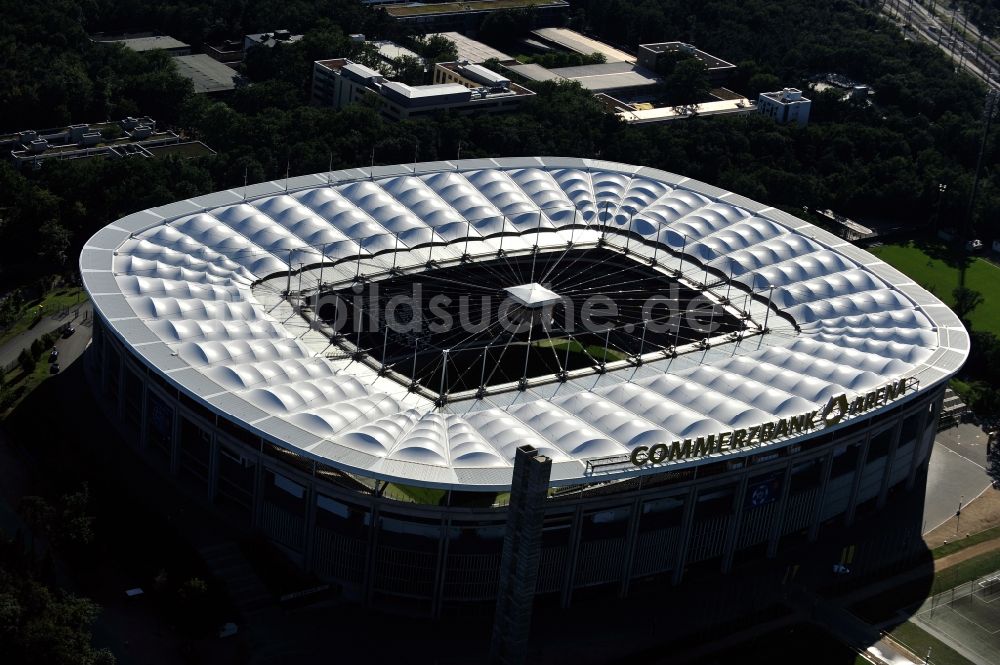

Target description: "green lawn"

left=933, top=526, right=1000, bottom=559
left=888, top=621, right=974, bottom=665
left=384, top=483, right=447, bottom=505
left=868, top=242, right=1000, bottom=334
left=1, top=352, right=60, bottom=417
left=533, top=337, right=629, bottom=363
left=931, top=549, right=1000, bottom=594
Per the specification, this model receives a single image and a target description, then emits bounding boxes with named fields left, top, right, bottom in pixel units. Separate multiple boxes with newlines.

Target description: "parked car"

left=49, top=348, right=59, bottom=362
left=62, top=326, right=75, bottom=338
left=49, top=362, right=60, bottom=374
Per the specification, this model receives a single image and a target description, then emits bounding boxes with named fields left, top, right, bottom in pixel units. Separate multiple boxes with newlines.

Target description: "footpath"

left=0, top=303, right=91, bottom=369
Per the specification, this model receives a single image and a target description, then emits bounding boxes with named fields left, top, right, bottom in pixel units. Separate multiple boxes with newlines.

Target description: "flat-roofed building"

left=384, top=0, right=569, bottom=32
left=758, top=87, right=811, bottom=126
left=637, top=42, right=736, bottom=85
left=95, top=34, right=191, bottom=56
left=1, top=116, right=213, bottom=169
left=531, top=27, right=636, bottom=64
left=312, top=58, right=533, bottom=120
left=426, top=32, right=513, bottom=64
left=205, top=39, right=244, bottom=63
left=598, top=93, right=755, bottom=125
left=505, top=60, right=662, bottom=98
left=173, top=55, right=239, bottom=94
left=244, top=30, right=303, bottom=50
left=369, top=39, right=423, bottom=64
left=434, top=62, right=511, bottom=90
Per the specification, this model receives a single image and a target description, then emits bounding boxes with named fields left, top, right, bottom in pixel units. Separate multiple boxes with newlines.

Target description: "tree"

left=988, top=431, right=1000, bottom=487
left=415, top=34, right=458, bottom=64
left=389, top=55, right=426, bottom=86
left=16, top=487, right=94, bottom=555
left=37, top=220, right=71, bottom=269
left=18, top=349, right=35, bottom=375
left=0, top=565, right=113, bottom=665
left=663, top=57, right=711, bottom=105
left=953, top=286, right=985, bottom=322
left=54, top=485, right=95, bottom=552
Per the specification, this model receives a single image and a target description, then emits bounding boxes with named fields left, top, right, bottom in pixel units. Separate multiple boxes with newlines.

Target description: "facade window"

left=866, top=428, right=894, bottom=462
left=146, top=389, right=174, bottom=464
left=831, top=443, right=860, bottom=478
left=900, top=412, right=920, bottom=446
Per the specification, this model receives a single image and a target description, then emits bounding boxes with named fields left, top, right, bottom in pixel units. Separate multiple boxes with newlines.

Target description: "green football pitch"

left=868, top=242, right=1000, bottom=335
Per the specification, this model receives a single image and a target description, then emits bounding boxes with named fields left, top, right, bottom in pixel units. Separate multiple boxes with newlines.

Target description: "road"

left=882, top=0, right=1000, bottom=90
left=0, top=302, right=92, bottom=370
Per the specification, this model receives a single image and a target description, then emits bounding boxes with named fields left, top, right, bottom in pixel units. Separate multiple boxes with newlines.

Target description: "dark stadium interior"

left=318, top=248, right=744, bottom=395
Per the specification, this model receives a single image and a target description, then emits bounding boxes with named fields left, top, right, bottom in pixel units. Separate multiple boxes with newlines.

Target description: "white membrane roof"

left=82, top=157, right=969, bottom=490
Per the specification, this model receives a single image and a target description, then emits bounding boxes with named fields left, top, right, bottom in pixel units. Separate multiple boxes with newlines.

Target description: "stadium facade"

left=81, top=157, right=968, bottom=615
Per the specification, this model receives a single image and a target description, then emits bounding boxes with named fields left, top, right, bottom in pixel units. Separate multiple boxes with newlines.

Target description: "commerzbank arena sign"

left=629, top=378, right=916, bottom=467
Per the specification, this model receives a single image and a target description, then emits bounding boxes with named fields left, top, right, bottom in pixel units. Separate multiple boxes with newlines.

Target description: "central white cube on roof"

left=504, top=283, right=562, bottom=308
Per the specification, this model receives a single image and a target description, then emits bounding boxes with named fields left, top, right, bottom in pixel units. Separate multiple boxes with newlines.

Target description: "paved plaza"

left=924, top=424, right=992, bottom=534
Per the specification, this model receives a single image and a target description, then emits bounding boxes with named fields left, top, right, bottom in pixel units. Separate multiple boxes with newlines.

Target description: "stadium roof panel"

left=83, top=157, right=968, bottom=490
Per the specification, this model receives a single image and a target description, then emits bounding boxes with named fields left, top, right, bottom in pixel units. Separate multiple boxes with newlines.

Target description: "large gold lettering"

left=669, top=439, right=692, bottom=461
left=628, top=379, right=915, bottom=467
left=760, top=422, right=773, bottom=441
left=630, top=445, right=649, bottom=466
left=718, top=431, right=732, bottom=451
left=823, top=395, right=849, bottom=426
left=648, top=443, right=669, bottom=464
left=694, top=435, right=716, bottom=457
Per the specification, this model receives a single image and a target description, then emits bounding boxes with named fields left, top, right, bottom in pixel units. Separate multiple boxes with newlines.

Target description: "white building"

left=757, top=87, right=811, bottom=126
left=311, top=58, right=533, bottom=120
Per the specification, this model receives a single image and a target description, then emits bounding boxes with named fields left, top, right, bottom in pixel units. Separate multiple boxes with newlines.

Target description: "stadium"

left=81, top=157, right=968, bottom=615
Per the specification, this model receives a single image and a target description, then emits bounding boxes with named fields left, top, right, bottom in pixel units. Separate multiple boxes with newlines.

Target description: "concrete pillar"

left=845, top=436, right=872, bottom=526
left=908, top=393, right=938, bottom=490
left=207, top=434, right=220, bottom=502
left=560, top=504, right=583, bottom=609
left=877, top=420, right=904, bottom=509
left=671, top=485, right=698, bottom=585
left=113, top=341, right=124, bottom=420
left=251, top=440, right=264, bottom=529
left=766, top=461, right=794, bottom=558
left=490, top=445, right=552, bottom=665
left=168, top=401, right=180, bottom=476
left=808, top=453, right=835, bottom=542
left=431, top=513, right=452, bottom=618
left=721, top=473, right=750, bottom=572
left=363, top=499, right=381, bottom=607
left=302, top=465, right=318, bottom=571
left=619, top=493, right=643, bottom=597
left=137, top=372, right=149, bottom=451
